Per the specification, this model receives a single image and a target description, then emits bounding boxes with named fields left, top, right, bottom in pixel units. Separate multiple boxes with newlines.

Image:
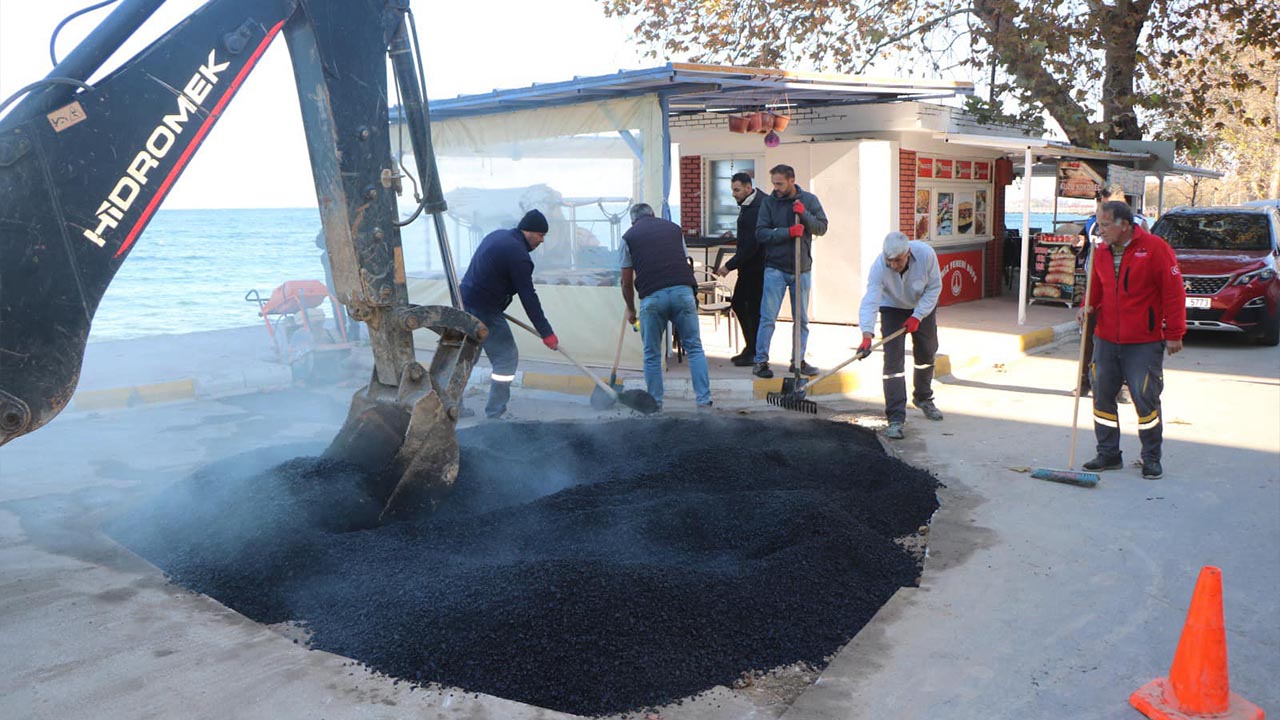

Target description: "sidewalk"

left=68, top=294, right=1082, bottom=412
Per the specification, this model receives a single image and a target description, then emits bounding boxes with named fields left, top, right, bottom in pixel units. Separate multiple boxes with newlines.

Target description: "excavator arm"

left=0, top=0, right=482, bottom=517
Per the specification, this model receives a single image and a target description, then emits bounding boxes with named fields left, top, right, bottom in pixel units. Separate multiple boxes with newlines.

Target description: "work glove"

left=543, top=333, right=559, bottom=351
left=793, top=200, right=806, bottom=215
left=855, top=335, right=873, bottom=360
left=905, top=317, right=920, bottom=334
left=788, top=224, right=805, bottom=239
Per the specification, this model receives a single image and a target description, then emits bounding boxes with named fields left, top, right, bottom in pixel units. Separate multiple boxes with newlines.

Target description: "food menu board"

left=1029, top=234, right=1082, bottom=306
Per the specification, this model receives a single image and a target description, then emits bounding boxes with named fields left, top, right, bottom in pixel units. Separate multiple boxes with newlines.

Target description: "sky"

left=0, top=0, right=650, bottom=209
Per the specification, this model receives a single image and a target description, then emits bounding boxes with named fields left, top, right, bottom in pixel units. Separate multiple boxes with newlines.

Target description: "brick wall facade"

left=988, top=157, right=1015, bottom=297
left=898, top=150, right=917, bottom=239
left=679, top=155, right=702, bottom=236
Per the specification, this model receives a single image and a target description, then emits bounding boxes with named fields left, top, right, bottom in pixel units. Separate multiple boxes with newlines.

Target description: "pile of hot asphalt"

left=109, top=417, right=939, bottom=716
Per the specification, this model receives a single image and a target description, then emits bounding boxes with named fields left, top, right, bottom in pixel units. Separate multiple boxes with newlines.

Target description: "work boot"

left=1142, top=460, right=1164, bottom=479
left=731, top=352, right=755, bottom=367
left=753, top=362, right=774, bottom=379
left=884, top=422, right=905, bottom=440
left=696, top=402, right=715, bottom=413
left=914, top=400, right=944, bottom=421
left=788, top=361, right=819, bottom=377
left=1082, top=453, right=1123, bottom=472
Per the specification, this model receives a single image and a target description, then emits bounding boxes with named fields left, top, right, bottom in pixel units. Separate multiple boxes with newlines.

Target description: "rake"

left=767, top=327, right=907, bottom=413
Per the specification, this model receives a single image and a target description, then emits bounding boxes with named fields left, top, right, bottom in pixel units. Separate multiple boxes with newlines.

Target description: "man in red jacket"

left=1076, top=201, right=1186, bottom=479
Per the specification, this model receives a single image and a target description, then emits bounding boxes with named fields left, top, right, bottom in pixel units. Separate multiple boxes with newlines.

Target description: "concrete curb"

left=67, top=321, right=1080, bottom=413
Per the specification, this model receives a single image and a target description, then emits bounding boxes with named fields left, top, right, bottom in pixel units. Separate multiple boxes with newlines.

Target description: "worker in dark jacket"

left=717, top=172, right=766, bottom=366
left=621, top=203, right=712, bottom=410
left=460, top=209, right=558, bottom=419
left=1076, top=201, right=1185, bottom=479
left=752, top=164, right=828, bottom=379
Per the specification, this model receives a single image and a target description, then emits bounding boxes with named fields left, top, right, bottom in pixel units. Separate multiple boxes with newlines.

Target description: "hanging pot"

left=756, top=112, right=775, bottom=134
left=771, top=112, right=791, bottom=132
left=728, top=115, right=748, bottom=134
left=764, top=130, right=781, bottom=148
left=745, top=112, right=763, bottom=133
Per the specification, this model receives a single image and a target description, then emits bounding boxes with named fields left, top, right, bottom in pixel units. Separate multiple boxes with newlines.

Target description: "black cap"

left=517, top=209, right=549, bottom=234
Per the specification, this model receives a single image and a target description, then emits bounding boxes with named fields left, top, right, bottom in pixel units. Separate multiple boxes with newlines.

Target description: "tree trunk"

left=1100, top=0, right=1149, bottom=141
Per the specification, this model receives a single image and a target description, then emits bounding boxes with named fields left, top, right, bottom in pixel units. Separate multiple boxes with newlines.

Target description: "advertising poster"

left=975, top=190, right=988, bottom=235
left=937, top=250, right=983, bottom=305
left=1029, top=234, right=1081, bottom=305
left=914, top=189, right=931, bottom=239
left=918, top=157, right=934, bottom=178
left=955, top=191, right=975, bottom=234
left=957, top=160, right=972, bottom=179
left=1057, top=160, right=1106, bottom=199
left=936, top=159, right=954, bottom=179
left=974, top=161, right=990, bottom=180
left=936, top=192, right=954, bottom=236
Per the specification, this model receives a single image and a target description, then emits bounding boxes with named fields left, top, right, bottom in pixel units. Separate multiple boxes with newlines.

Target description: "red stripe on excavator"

left=115, top=19, right=287, bottom=258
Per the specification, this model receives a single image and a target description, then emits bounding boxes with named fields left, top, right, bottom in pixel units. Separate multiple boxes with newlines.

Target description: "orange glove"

left=905, top=317, right=920, bottom=334
left=788, top=224, right=804, bottom=239
left=793, top=200, right=805, bottom=215
left=542, top=333, right=559, bottom=350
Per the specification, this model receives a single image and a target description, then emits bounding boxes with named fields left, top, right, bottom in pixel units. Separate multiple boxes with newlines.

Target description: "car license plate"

left=1186, top=297, right=1211, bottom=309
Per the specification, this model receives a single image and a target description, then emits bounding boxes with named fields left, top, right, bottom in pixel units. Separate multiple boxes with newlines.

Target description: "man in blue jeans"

left=460, top=209, right=559, bottom=419
left=752, top=164, right=829, bottom=379
left=620, top=203, right=712, bottom=410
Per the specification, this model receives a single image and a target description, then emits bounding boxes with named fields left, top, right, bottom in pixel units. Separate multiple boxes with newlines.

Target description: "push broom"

left=1030, top=237, right=1101, bottom=488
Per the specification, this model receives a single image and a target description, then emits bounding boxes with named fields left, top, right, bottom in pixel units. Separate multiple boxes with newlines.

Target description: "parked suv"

left=1151, top=205, right=1280, bottom=346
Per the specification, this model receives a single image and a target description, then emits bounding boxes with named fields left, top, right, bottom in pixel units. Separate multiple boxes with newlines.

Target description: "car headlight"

left=1234, top=267, right=1277, bottom=285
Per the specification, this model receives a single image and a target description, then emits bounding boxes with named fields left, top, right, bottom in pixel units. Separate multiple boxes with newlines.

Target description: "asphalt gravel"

left=108, top=416, right=940, bottom=716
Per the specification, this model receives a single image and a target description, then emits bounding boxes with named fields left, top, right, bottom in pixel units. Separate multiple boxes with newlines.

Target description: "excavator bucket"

left=325, top=307, right=487, bottom=520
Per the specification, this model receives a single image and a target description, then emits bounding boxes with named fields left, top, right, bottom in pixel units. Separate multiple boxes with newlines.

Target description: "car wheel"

left=1259, top=308, right=1280, bottom=347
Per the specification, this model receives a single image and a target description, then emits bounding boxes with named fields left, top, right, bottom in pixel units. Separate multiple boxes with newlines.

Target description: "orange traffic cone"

left=1129, top=566, right=1265, bottom=720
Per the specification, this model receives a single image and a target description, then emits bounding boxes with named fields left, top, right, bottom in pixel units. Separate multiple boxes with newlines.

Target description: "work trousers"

left=730, top=267, right=764, bottom=356
left=880, top=307, right=938, bottom=423
left=1090, top=337, right=1165, bottom=462
left=754, top=267, right=811, bottom=365
left=639, top=286, right=712, bottom=407
left=467, top=307, right=519, bottom=418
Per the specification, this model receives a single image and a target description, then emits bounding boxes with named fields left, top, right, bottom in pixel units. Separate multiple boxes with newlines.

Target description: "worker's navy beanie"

left=517, top=209, right=549, bottom=234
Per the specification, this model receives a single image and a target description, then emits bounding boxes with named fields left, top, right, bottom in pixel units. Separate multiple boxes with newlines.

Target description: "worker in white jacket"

left=857, top=231, right=944, bottom=439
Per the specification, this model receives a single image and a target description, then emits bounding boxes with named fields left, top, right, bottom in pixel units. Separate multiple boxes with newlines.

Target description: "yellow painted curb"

left=135, top=378, right=196, bottom=404
left=752, top=372, right=860, bottom=399
left=521, top=372, right=596, bottom=396
left=72, top=387, right=135, bottom=411
left=1018, top=327, right=1056, bottom=351
left=72, top=378, right=196, bottom=411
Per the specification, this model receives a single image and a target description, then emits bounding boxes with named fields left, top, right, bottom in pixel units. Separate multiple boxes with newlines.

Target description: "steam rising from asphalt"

left=108, top=416, right=940, bottom=716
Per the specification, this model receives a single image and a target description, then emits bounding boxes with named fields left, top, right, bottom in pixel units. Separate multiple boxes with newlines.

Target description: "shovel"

left=504, top=314, right=660, bottom=415
left=590, top=317, right=629, bottom=410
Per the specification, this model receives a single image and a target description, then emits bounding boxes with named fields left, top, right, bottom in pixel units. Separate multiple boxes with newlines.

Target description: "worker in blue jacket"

left=460, top=209, right=559, bottom=419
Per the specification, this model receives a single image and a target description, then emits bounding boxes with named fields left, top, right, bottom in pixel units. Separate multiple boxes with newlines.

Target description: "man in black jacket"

left=460, top=209, right=559, bottom=419
left=716, top=172, right=765, bottom=366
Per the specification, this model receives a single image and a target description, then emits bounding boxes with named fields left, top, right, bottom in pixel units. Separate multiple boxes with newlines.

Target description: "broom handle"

left=504, top=313, right=618, bottom=400
left=801, top=327, right=909, bottom=390
left=1069, top=239, right=1098, bottom=468
left=793, top=209, right=803, bottom=373
left=609, top=316, right=627, bottom=379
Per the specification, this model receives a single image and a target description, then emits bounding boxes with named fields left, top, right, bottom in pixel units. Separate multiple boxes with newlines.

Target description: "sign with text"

left=1029, top=234, right=1082, bottom=305
left=1057, top=160, right=1106, bottom=199
left=918, top=157, right=934, bottom=178
left=937, top=249, right=984, bottom=305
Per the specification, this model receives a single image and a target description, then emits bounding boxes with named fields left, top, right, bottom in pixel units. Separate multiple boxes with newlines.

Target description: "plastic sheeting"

left=393, top=94, right=668, bottom=367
